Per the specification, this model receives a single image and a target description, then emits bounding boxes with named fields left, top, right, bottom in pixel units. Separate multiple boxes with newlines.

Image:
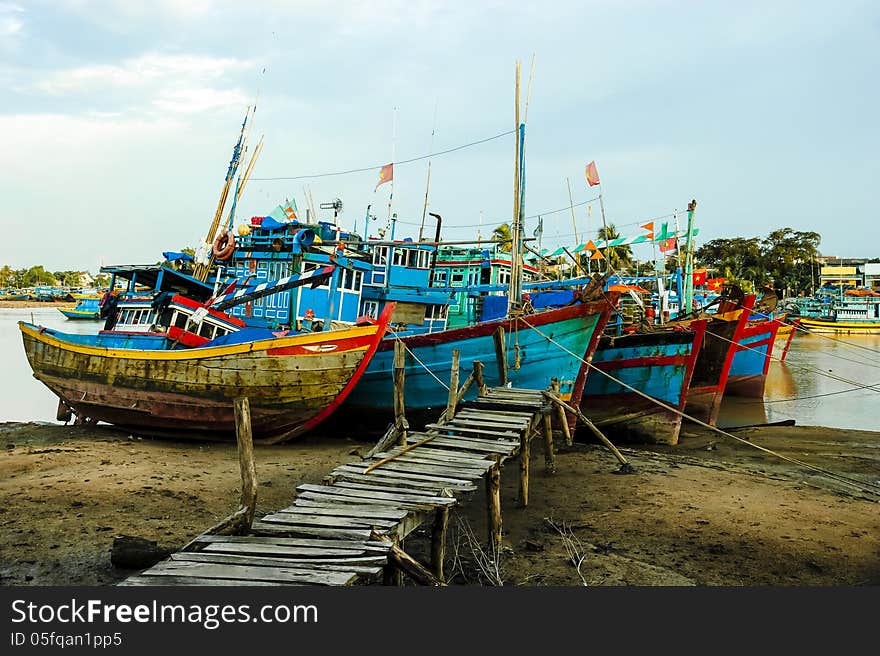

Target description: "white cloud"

left=0, top=3, right=23, bottom=39
left=37, top=53, right=252, bottom=94
left=153, top=87, right=250, bottom=114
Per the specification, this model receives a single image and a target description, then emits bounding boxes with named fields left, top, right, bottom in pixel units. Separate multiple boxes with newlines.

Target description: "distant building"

left=864, top=263, right=880, bottom=291
left=77, top=271, right=95, bottom=287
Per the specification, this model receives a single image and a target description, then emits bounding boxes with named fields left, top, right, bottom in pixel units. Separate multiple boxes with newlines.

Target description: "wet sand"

left=1, top=421, right=877, bottom=586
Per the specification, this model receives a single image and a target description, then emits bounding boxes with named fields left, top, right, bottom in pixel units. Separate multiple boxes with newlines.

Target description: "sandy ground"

left=1, top=421, right=877, bottom=586
left=0, top=301, right=71, bottom=309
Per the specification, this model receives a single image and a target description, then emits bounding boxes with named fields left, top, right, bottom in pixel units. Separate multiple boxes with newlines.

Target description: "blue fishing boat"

left=58, top=297, right=101, bottom=320
left=582, top=321, right=707, bottom=445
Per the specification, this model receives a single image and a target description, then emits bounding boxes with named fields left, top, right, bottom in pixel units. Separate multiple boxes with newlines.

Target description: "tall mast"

left=508, top=61, right=523, bottom=315
left=682, top=199, right=698, bottom=312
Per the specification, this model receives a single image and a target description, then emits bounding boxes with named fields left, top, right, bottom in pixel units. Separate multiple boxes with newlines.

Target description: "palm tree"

left=596, top=224, right=633, bottom=271
left=492, top=223, right=513, bottom=253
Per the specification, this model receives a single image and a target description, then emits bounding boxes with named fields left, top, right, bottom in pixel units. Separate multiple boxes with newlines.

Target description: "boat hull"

left=581, top=322, right=706, bottom=445
left=725, top=319, right=780, bottom=398
left=19, top=320, right=387, bottom=443
left=342, top=299, right=615, bottom=417
left=681, top=296, right=756, bottom=425
left=799, top=318, right=880, bottom=334
left=58, top=308, right=100, bottom=320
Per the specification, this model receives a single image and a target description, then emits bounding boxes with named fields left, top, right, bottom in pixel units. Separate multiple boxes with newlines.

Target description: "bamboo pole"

left=542, top=409, right=556, bottom=474
left=486, top=458, right=502, bottom=552
left=551, top=379, right=572, bottom=446
left=393, top=339, right=408, bottom=445
left=473, top=360, right=488, bottom=396
left=446, top=349, right=461, bottom=421
left=493, top=326, right=508, bottom=386
left=542, top=391, right=632, bottom=469
left=430, top=506, right=449, bottom=582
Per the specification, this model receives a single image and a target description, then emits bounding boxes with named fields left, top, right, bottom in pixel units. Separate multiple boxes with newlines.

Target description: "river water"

left=2, top=306, right=879, bottom=431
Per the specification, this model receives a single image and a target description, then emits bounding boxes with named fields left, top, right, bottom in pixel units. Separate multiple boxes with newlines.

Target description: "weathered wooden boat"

left=58, top=297, right=101, bottom=320
left=19, top=303, right=394, bottom=443
left=581, top=320, right=707, bottom=445
left=343, top=293, right=617, bottom=418
left=725, top=315, right=780, bottom=397
left=783, top=288, right=880, bottom=334
left=675, top=294, right=756, bottom=425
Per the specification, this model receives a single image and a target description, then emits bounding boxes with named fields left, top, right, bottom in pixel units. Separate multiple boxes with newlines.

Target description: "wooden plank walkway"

left=121, top=386, right=549, bottom=586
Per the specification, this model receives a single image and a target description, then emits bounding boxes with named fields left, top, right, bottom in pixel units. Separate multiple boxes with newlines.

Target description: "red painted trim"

left=716, top=294, right=756, bottom=394
left=567, top=293, right=620, bottom=431
left=680, top=319, right=706, bottom=411
left=593, top=354, right=691, bottom=371
left=300, top=302, right=396, bottom=433
left=383, top=299, right=611, bottom=351
left=780, top=318, right=800, bottom=361
left=266, top=333, right=377, bottom=355
left=170, top=294, right=246, bottom=328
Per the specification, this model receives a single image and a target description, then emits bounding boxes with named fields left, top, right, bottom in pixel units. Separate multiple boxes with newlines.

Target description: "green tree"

left=0, top=265, right=13, bottom=288
left=695, top=237, right=764, bottom=291
left=596, top=224, right=633, bottom=271
left=761, top=228, right=821, bottom=296
left=23, top=265, right=57, bottom=286
left=492, top=223, right=512, bottom=253
left=93, top=273, right=111, bottom=289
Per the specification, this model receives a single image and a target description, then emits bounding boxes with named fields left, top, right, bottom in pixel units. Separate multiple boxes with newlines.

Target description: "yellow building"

left=820, top=265, right=859, bottom=287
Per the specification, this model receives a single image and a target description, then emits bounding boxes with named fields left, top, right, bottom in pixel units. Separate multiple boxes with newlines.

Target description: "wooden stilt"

left=493, top=326, right=508, bottom=386
left=383, top=535, right=403, bottom=586
left=473, top=360, right=488, bottom=396
left=542, top=409, right=556, bottom=474
left=446, top=349, right=461, bottom=421
left=486, top=459, right=502, bottom=552
left=518, top=415, right=533, bottom=507
left=430, top=506, right=449, bottom=582
left=551, top=379, right=572, bottom=446
left=393, top=339, right=408, bottom=445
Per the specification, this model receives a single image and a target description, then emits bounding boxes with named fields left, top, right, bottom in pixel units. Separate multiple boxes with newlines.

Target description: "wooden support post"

left=430, top=506, right=449, bottom=582
left=446, top=349, right=461, bottom=421
left=542, top=409, right=556, bottom=474
left=518, top=416, right=534, bottom=507
left=393, top=339, right=408, bottom=445
left=486, top=459, right=502, bottom=552
left=473, top=360, right=488, bottom=396
left=493, top=326, right=508, bottom=386
left=182, top=396, right=257, bottom=547
left=551, top=379, right=572, bottom=446
left=542, top=391, right=631, bottom=468
left=383, top=535, right=403, bottom=586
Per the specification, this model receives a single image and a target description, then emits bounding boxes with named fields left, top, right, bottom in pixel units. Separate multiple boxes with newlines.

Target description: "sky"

left=2, top=0, right=878, bottom=273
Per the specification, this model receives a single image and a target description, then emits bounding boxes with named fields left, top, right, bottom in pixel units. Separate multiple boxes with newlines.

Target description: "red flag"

left=375, top=163, right=393, bottom=190
left=706, top=277, right=725, bottom=291
left=692, top=269, right=707, bottom=286
left=659, top=237, right=677, bottom=253
left=585, top=161, right=600, bottom=187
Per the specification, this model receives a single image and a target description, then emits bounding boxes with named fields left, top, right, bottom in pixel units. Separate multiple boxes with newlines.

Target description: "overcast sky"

left=2, top=0, right=877, bottom=273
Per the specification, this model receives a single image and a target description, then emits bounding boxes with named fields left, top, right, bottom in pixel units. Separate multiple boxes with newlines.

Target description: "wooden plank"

left=351, top=459, right=488, bottom=481
left=330, top=469, right=477, bottom=492
left=169, top=552, right=383, bottom=575
left=200, top=542, right=375, bottom=558
left=364, top=453, right=493, bottom=474
left=121, top=575, right=285, bottom=587
left=291, top=498, right=424, bottom=516
left=260, top=511, right=399, bottom=529
left=251, top=522, right=376, bottom=540
left=459, top=407, right=535, bottom=418
left=296, top=491, right=448, bottom=512
left=423, top=423, right=521, bottom=438
left=408, top=432, right=520, bottom=450
left=296, top=484, right=457, bottom=506
left=407, top=435, right=520, bottom=455
left=447, top=417, right=530, bottom=431
left=373, top=447, right=497, bottom=467
left=146, top=561, right=356, bottom=585
left=282, top=503, right=407, bottom=521
left=331, top=480, right=448, bottom=498
left=171, top=551, right=385, bottom=571
left=192, top=534, right=390, bottom=551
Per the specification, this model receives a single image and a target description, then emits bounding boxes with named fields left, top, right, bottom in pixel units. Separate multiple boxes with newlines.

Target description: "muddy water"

left=718, top=332, right=880, bottom=431
left=2, top=308, right=879, bottom=431
left=0, top=307, right=101, bottom=423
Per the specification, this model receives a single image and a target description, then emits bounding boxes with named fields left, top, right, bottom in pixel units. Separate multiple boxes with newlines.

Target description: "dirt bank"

left=1, top=421, right=877, bottom=586
left=0, top=301, right=70, bottom=309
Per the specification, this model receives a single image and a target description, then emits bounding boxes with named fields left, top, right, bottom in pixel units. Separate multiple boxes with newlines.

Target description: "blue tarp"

left=529, top=290, right=576, bottom=310
left=260, top=216, right=288, bottom=231
left=162, top=251, right=194, bottom=262
left=480, top=295, right=508, bottom=322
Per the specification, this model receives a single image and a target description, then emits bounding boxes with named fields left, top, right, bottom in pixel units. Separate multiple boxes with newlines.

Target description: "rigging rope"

left=389, top=333, right=450, bottom=391
left=518, top=316, right=880, bottom=497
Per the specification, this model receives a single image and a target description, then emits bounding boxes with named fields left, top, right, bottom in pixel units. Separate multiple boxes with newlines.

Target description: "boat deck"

left=121, top=386, right=549, bottom=586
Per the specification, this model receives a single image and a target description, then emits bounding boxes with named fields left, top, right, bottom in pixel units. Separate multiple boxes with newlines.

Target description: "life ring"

left=212, top=231, right=235, bottom=261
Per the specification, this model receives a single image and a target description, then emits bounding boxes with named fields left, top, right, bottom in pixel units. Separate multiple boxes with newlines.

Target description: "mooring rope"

left=518, top=316, right=880, bottom=497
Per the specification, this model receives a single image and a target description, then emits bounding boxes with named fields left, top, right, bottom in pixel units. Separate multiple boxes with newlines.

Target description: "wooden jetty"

left=121, top=347, right=567, bottom=586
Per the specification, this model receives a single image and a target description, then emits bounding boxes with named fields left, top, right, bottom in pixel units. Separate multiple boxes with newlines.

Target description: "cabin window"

left=392, top=248, right=406, bottom=266
left=173, top=312, right=188, bottom=329
left=432, top=270, right=448, bottom=286
left=451, top=273, right=464, bottom=287
left=426, top=304, right=448, bottom=320
left=362, top=300, right=379, bottom=319
left=373, top=246, right=388, bottom=266
left=419, top=250, right=431, bottom=268
left=468, top=272, right=480, bottom=286
left=199, top=323, right=215, bottom=339
left=498, top=270, right=511, bottom=285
